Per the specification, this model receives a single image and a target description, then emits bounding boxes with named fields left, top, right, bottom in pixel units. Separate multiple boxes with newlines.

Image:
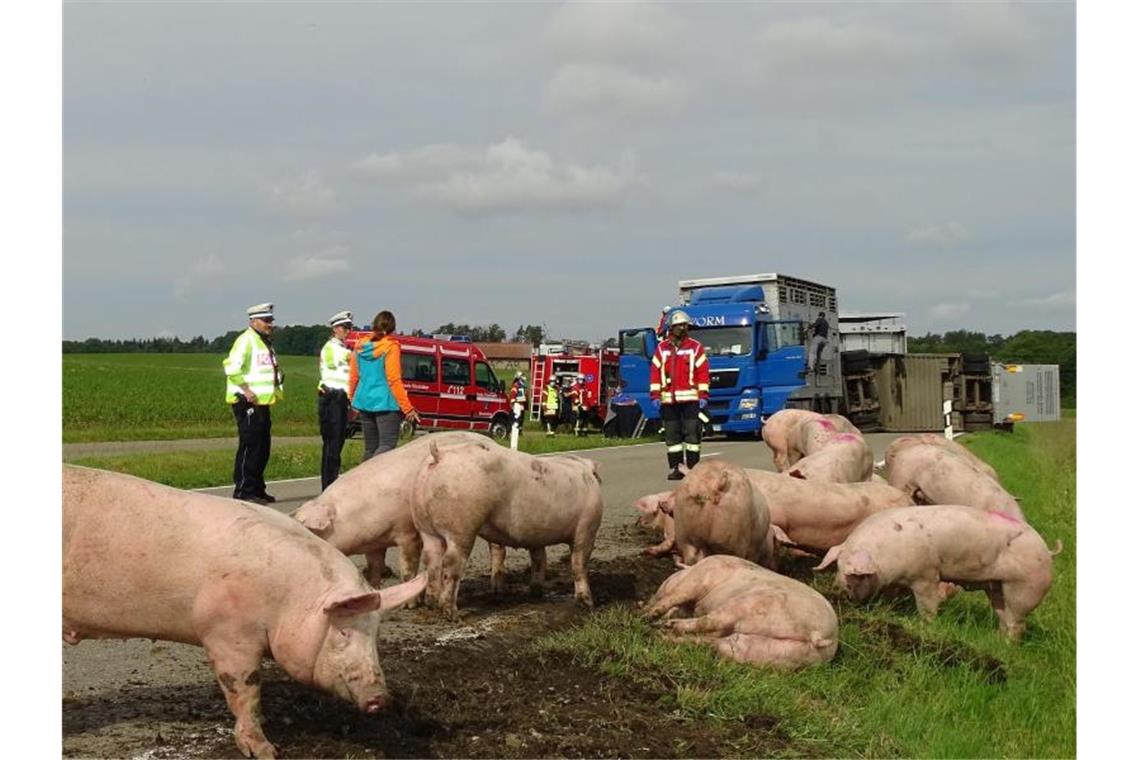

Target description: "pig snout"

left=842, top=572, right=879, bottom=602
left=360, top=687, right=392, bottom=714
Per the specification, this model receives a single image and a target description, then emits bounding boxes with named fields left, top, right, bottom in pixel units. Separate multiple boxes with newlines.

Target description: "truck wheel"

left=489, top=417, right=510, bottom=441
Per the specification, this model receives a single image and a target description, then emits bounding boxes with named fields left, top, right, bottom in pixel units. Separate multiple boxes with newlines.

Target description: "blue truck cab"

left=618, top=273, right=844, bottom=436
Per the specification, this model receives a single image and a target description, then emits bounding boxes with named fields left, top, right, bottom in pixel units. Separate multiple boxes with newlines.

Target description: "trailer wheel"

left=489, top=416, right=510, bottom=441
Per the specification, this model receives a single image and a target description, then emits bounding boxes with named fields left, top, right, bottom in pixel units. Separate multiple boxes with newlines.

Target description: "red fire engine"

left=344, top=332, right=514, bottom=439
left=527, top=343, right=620, bottom=428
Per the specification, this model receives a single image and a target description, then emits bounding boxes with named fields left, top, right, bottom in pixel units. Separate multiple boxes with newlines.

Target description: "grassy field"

left=63, top=353, right=328, bottom=442
left=535, top=417, right=1076, bottom=757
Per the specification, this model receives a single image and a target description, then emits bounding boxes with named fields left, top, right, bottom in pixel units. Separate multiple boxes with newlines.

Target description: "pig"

left=411, top=437, right=603, bottom=620
left=292, top=431, right=487, bottom=586
left=632, top=490, right=677, bottom=558
left=644, top=555, right=838, bottom=668
left=885, top=443, right=1023, bottom=520
left=787, top=431, right=874, bottom=483
left=760, top=408, right=821, bottom=471
left=742, top=469, right=914, bottom=554
left=796, top=415, right=861, bottom=459
left=671, top=460, right=773, bottom=568
left=814, top=504, right=1058, bottom=640
left=884, top=433, right=999, bottom=482
left=62, top=465, right=425, bottom=759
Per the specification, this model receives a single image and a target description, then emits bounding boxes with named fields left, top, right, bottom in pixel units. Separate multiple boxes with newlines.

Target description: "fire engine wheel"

left=489, top=417, right=510, bottom=441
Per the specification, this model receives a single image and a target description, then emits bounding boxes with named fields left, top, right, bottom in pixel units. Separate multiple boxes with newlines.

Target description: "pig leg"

left=420, top=533, right=445, bottom=609
left=569, top=531, right=596, bottom=608
left=203, top=639, right=275, bottom=759
left=363, top=547, right=394, bottom=588
left=398, top=534, right=423, bottom=582
left=645, top=513, right=676, bottom=557
left=910, top=577, right=944, bottom=620
left=662, top=610, right=737, bottom=637
left=528, top=547, right=548, bottom=597
left=439, top=535, right=475, bottom=620
left=489, top=542, right=507, bottom=597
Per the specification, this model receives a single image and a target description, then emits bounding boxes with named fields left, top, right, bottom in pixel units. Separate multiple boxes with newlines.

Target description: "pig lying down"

left=883, top=433, right=999, bottom=482
left=292, top=430, right=487, bottom=586
left=63, top=465, right=424, bottom=759
left=815, top=505, right=1059, bottom=640
left=644, top=555, right=838, bottom=668
left=787, top=431, right=874, bottom=483
left=411, top=437, right=603, bottom=620
left=671, top=460, right=773, bottom=569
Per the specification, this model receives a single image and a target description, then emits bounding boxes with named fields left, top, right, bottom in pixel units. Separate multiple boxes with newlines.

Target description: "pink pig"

left=885, top=443, right=1023, bottom=520
left=760, top=409, right=822, bottom=471
left=671, top=460, right=774, bottom=569
left=292, top=431, right=487, bottom=585
left=884, top=433, right=1000, bottom=482
left=814, top=504, right=1059, bottom=640
left=411, top=436, right=603, bottom=619
left=63, top=465, right=425, bottom=759
left=644, top=555, right=838, bottom=668
left=787, top=431, right=874, bottom=483
left=632, top=490, right=677, bottom=558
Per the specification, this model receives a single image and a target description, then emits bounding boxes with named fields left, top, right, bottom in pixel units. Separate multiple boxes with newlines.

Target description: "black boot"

left=686, top=450, right=700, bottom=470
left=667, top=451, right=684, bottom=479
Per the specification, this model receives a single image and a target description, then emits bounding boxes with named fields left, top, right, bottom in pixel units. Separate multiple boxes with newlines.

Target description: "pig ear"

left=633, top=496, right=658, bottom=515
left=590, top=460, right=602, bottom=483
left=323, top=590, right=383, bottom=617
left=847, top=549, right=876, bottom=576
left=660, top=492, right=676, bottom=516
left=295, top=502, right=335, bottom=534
left=378, top=574, right=428, bottom=612
left=813, top=545, right=842, bottom=571
left=770, top=524, right=793, bottom=546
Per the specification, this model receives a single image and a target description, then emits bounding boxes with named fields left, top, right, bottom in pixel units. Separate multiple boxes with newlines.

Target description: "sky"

left=62, top=1, right=1075, bottom=342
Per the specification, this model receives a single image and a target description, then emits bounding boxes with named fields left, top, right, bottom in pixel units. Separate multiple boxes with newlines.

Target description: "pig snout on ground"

left=885, top=443, right=1024, bottom=521
left=62, top=465, right=425, bottom=759
left=672, top=460, right=773, bottom=569
left=291, top=431, right=488, bottom=588
left=787, top=432, right=874, bottom=484
left=813, top=505, right=1055, bottom=640
left=644, top=555, right=838, bottom=668
left=411, top=440, right=603, bottom=620
left=633, top=490, right=677, bottom=557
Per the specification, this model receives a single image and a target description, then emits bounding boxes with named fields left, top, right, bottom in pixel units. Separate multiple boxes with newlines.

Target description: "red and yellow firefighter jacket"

left=650, top=337, right=710, bottom=405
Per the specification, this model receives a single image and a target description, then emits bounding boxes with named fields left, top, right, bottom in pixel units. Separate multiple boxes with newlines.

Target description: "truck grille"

left=708, top=369, right=739, bottom=390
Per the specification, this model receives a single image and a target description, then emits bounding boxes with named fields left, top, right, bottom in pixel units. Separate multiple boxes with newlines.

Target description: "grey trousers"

left=360, top=410, right=403, bottom=461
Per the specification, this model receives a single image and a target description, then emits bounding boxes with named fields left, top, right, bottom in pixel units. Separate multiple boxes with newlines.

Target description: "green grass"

left=63, top=353, right=324, bottom=442
left=536, top=417, right=1076, bottom=757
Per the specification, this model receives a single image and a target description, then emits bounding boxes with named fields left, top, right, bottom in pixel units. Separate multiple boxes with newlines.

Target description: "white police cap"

left=247, top=303, right=274, bottom=320
left=328, top=310, right=353, bottom=328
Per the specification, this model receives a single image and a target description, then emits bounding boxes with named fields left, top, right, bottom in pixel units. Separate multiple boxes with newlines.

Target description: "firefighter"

left=509, top=371, right=527, bottom=430
left=649, top=309, right=710, bottom=480
left=572, top=373, right=591, bottom=436
left=543, top=378, right=560, bottom=436
left=223, top=302, right=285, bottom=504
left=317, top=310, right=353, bottom=491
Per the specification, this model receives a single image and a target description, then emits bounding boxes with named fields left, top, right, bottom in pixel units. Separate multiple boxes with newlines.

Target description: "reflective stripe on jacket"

left=649, top=336, right=709, bottom=405
left=223, top=328, right=282, bottom=405
left=318, top=338, right=351, bottom=392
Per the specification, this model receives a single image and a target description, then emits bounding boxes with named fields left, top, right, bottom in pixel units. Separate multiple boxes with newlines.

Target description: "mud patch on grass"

left=860, top=619, right=1007, bottom=684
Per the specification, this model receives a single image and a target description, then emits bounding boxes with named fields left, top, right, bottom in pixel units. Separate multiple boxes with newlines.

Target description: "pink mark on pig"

left=988, top=510, right=1024, bottom=525
left=832, top=433, right=859, bottom=442
left=818, top=419, right=835, bottom=430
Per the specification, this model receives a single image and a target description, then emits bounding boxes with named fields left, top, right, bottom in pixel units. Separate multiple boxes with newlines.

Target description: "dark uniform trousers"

left=318, top=389, right=349, bottom=491
left=232, top=398, right=272, bottom=500
left=660, top=402, right=701, bottom=471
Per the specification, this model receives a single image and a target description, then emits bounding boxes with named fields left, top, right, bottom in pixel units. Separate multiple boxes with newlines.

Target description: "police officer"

left=650, top=310, right=709, bottom=480
left=542, top=377, right=560, bottom=436
left=223, top=303, right=284, bottom=503
left=318, top=310, right=354, bottom=491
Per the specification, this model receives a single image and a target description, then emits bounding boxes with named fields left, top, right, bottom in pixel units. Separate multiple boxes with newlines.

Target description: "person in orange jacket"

left=348, top=310, right=421, bottom=461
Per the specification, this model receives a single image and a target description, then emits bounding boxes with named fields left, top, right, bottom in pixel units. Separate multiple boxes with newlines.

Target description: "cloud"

left=929, top=302, right=971, bottom=320
left=905, top=222, right=970, bottom=246
left=711, top=171, right=762, bottom=194
left=543, top=0, right=682, bottom=68
left=174, top=254, right=227, bottom=299
left=261, top=172, right=337, bottom=217
left=543, top=63, right=686, bottom=117
left=352, top=137, right=633, bottom=214
left=1019, top=291, right=1075, bottom=310
left=283, top=247, right=351, bottom=282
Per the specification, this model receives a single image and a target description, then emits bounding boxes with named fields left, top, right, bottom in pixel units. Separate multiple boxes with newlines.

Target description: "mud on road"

left=63, top=522, right=793, bottom=759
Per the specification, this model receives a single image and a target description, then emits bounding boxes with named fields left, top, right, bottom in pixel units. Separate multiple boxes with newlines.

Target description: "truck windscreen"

left=689, top=326, right=752, bottom=356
